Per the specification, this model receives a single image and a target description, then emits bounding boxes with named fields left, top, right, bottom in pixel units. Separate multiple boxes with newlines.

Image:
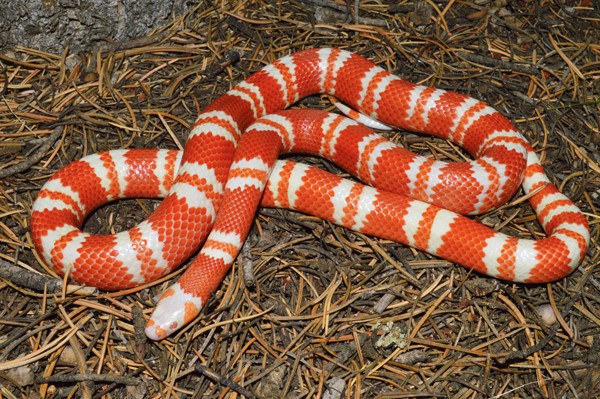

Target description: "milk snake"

left=30, top=49, right=590, bottom=340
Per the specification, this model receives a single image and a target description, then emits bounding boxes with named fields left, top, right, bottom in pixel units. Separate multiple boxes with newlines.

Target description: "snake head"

left=145, top=283, right=203, bottom=340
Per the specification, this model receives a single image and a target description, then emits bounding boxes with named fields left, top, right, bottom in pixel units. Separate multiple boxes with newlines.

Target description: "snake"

left=30, top=48, right=590, bottom=340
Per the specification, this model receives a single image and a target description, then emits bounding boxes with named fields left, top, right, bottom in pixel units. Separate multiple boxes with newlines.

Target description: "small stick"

left=195, top=364, right=255, bottom=398
left=0, top=126, right=63, bottom=179
left=35, top=373, right=139, bottom=385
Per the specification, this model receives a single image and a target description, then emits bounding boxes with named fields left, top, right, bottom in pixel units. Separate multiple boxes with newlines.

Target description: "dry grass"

left=1, top=1, right=599, bottom=398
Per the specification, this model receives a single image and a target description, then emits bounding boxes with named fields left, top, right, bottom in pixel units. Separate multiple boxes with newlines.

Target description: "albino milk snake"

left=30, top=49, right=590, bottom=340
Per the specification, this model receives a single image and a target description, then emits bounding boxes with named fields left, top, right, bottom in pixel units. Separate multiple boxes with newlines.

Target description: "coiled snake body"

left=31, top=49, right=590, bottom=340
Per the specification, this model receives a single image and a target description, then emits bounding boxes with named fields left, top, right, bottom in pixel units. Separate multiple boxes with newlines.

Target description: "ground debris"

left=0, top=1, right=598, bottom=398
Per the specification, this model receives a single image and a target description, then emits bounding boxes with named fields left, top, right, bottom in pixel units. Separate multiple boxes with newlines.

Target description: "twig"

left=99, top=31, right=173, bottom=53
left=195, top=364, right=256, bottom=398
left=456, top=51, right=540, bottom=75
left=202, top=49, right=242, bottom=79
left=0, top=259, right=63, bottom=293
left=241, top=239, right=255, bottom=288
left=0, top=126, right=63, bottom=179
left=35, top=373, right=140, bottom=385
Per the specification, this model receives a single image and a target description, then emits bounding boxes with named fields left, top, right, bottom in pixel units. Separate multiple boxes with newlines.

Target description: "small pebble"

left=537, top=304, right=557, bottom=325
left=58, top=345, right=77, bottom=365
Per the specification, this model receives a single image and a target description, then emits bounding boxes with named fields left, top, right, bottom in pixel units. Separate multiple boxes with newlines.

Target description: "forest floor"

left=0, top=1, right=599, bottom=398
